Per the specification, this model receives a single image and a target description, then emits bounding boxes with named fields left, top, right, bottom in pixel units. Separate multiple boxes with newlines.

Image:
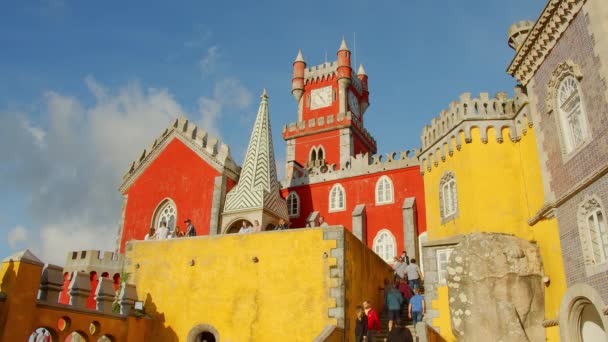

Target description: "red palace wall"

left=293, top=130, right=341, bottom=166
left=119, top=138, right=232, bottom=252
left=281, top=166, right=426, bottom=254
left=301, top=75, right=339, bottom=121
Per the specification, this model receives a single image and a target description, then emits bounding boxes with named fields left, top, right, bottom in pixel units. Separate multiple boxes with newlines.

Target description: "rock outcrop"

left=447, top=233, right=545, bottom=341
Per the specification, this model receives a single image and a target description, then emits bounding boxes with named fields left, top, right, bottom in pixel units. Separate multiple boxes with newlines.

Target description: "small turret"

left=357, top=64, right=369, bottom=115
left=291, top=49, right=306, bottom=102
left=508, top=20, right=534, bottom=51
left=337, top=38, right=352, bottom=81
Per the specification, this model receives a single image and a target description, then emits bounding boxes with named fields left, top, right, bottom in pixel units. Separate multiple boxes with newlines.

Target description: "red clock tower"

left=283, top=39, right=376, bottom=173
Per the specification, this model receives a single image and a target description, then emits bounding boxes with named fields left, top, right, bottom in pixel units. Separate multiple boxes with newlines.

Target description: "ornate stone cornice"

left=507, top=0, right=585, bottom=85
left=119, top=117, right=240, bottom=193
left=545, top=60, right=584, bottom=114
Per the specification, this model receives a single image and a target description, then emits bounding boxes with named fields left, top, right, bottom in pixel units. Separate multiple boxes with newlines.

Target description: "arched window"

left=317, top=146, right=325, bottom=161
left=373, top=229, right=396, bottom=262
left=329, top=184, right=346, bottom=212
left=286, top=192, right=300, bottom=217
left=578, top=195, right=608, bottom=275
left=310, top=148, right=317, bottom=162
left=375, top=176, right=394, bottom=205
left=439, top=171, right=458, bottom=222
left=153, top=199, right=177, bottom=231
left=558, top=76, right=588, bottom=153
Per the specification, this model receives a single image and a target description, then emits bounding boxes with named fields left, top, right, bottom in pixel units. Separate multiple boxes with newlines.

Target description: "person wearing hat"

left=184, top=219, right=197, bottom=237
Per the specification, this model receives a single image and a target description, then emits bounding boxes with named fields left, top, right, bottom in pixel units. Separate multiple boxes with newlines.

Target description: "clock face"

left=348, top=91, right=360, bottom=116
left=310, top=86, right=332, bottom=110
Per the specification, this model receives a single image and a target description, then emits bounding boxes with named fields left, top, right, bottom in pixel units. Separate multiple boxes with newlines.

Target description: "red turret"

left=291, top=50, right=306, bottom=102
left=337, top=38, right=351, bottom=80
left=357, top=64, right=369, bottom=115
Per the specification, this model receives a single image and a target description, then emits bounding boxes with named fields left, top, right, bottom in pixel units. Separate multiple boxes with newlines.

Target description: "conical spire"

left=339, top=38, right=349, bottom=51
left=357, top=64, right=367, bottom=76
left=295, top=49, right=305, bottom=63
left=222, top=89, right=288, bottom=219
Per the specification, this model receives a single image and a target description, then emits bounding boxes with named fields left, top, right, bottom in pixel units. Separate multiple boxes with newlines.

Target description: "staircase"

left=370, top=308, right=417, bottom=342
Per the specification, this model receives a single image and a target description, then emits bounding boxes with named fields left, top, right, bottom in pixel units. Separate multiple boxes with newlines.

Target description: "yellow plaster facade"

left=421, top=110, right=566, bottom=341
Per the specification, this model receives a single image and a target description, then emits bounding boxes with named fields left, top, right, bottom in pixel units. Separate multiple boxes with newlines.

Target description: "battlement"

left=63, top=249, right=124, bottom=274
left=120, top=116, right=240, bottom=192
left=508, top=20, right=534, bottom=51
left=304, top=61, right=338, bottom=83
left=282, top=111, right=377, bottom=147
left=282, top=149, right=419, bottom=187
left=421, top=87, right=528, bottom=151
left=419, top=87, right=531, bottom=174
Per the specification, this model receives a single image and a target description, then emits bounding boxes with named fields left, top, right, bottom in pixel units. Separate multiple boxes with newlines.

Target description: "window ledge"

left=561, top=138, right=592, bottom=164
left=585, top=261, right=608, bottom=277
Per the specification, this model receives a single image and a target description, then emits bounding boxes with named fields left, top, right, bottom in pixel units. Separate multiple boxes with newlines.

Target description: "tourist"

left=238, top=221, right=253, bottom=234
left=156, top=222, right=169, bottom=240
left=251, top=219, right=261, bottom=232
left=184, top=219, right=197, bottom=237
left=174, top=226, right=185, bottom=238
left=318, top=216, right=329, bottom=227
left=144, top=227, right=156, bottom=241
left=363, top=300, right=380, bottom=340
left=400, top=250, right=410, bottom=265
left=274, top=218, right=288, bottom=230
left=398, top=278, right=414, bottom=309
left=405, top=258, right=423, bottom=290
left=393, top=256, right=407, bottom=281
left=354, top=305, right=367, bottom=342
left=408, top=288, right=425, bottom=327
left=385, top=283, right=404, bottom=332
left=29, top=332, right=38, bottom=342
left=386, top=323, right=414, bottom=342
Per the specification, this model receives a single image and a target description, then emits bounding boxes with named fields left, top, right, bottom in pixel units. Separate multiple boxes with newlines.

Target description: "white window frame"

left=286, top=191, right=300, bottom=218
left=152, top=198, right=177, bottom=232
left=373, top=229, right=397, bottom=263
left=375, top=175, right=394, bottom=205
left=436, top=248, right=454, bottom=286
left=577, top=195, right=608, bottom=276
left=439, top=172, right=458, bottom=223
left=557, top=76, right=589, bottom=155
left=329, top=183, right=346, bottom=212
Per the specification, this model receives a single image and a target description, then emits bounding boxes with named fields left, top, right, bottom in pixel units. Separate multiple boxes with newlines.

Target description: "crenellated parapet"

left=304, top=61, right=338, bottom=84
left=119, top=117, right=240, bottom=193
left=419, top=87, right=531, bottom=174
left=282, top=149, right=419, bottom=187
left=63, top=250, right=124, bottom=275
left=282, top=111, right=377, bottom=147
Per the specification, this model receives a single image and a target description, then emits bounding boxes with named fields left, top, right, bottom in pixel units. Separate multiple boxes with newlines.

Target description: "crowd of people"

left=28, top=329, right=51, bottom=342
left=354, top=251, right=426, bottom=342
left=144, top=218, right=197, bottom=241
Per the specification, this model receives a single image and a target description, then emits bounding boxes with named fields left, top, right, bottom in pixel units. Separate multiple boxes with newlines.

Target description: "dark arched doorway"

left=225, top=219, right=252, bottom=234
left=196, top=332, right=215, bottom=342
left=187, top=324, right=219, bottom=342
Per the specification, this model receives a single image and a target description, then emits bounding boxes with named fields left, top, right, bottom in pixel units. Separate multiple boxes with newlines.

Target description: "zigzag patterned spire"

left=222, top=89, right=288, bottom=218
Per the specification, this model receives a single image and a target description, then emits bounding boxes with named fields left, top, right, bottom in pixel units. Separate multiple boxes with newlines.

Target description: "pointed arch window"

left=373, top=229, right=396, bottom=262
left=439, top=171, right=458, bottom=223
left=558, top=76, right=589, bottom=153
left=375, top=176, right=394, bottom=205
left=578, top=196, right=608, bottom=275
left=286, top=192, right=300, bottom=218
left=329, top=184, right=346, bottom=212
left=317, top=146, right=325, bottom=162
left=310, top=148, right=317, bottom=162
left=153, top=198, right=177, bottom=231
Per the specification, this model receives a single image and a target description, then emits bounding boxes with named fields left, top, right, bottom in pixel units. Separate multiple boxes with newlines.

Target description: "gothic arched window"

left=329, top=184, right=346, bottom=212
left=153, top=199, right=177, bottom=231
left=578, top=195, right=608, bottom=275
left=317, top=146, right=325, bottom=162
left=373, top=229, right=396, bottom=262
left=439, top=171, right=458, bottom=223
left=286, top=192, right=300, bottom=218
left=375, top=175, right=394, bottom=205
left=558, top=76, right=588, bottom=153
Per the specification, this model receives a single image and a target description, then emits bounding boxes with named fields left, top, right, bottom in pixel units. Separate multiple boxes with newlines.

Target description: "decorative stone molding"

left=119, top=117, right=240, bottom=193
left=419, top=88, right=530, bottom=174
left=282, top=149, right=419, bottom=188
left=186, top=324, right=220, bottom=342
left=304, top=61, right=338, bottom=83
left=37, top=264, right=64, bottom=303
left=508, top=0, right=585, bottom=85
left=545, top=60, right=584, bottom=114
left=351, top=204, right=366, bottom=242
left=542, top=319, right=559, bottom=327
left=118, top=283, right=138, bottom=316
left=576, top=194, right=608, bottom=277
left=323, top=228, right=345, bottom=328
left=559, top=283, right=608, bottom=341
left=95, top=277, right=116, bottom=314
left=402, top=197, right=418, bottom=261
left=68, top=271, right=91, bottom=308
left=439, top=171, right=458, bottom=224
left=508, top=20, right=534, bottom=51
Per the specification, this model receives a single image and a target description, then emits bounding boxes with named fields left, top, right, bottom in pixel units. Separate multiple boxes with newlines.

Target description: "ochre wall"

left=282, top=165, right=426, bottom=255
left=422, top=124, right=566, bottom=341
left=125, top=228, right=340, bottom=342
left=120, top=137, right=224, bottom=251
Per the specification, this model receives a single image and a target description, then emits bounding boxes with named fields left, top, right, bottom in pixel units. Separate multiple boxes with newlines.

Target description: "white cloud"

left=7, top=225, right=28, bottom=249
left=197, top=78, right=252, bottom=137
left=199, top=46, right=219, bottom=74
left=40, top=223, right=116, bottom=265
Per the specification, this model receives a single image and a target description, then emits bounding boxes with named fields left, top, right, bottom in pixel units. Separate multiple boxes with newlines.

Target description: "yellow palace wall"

left=422, top=123, right=566, bottom=341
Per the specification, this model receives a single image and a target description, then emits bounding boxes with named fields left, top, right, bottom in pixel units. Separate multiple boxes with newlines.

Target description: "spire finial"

left=357, top=64, right=366, bottom=76
left=295, top=49, right=305, bottom=63
left=339, top=37, right=349, bottom=51
left=261, top=88, right=269, bottom=100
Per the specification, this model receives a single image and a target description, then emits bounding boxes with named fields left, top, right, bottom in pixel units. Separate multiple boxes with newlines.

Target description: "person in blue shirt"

left=408, top=287, right=425, bottom=327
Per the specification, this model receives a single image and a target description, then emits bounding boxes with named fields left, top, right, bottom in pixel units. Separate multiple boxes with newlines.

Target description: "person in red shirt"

left=363, top=300, right=381, bottom=340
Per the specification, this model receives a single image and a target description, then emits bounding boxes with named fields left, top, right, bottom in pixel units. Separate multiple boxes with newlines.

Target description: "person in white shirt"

left=144, top=227, right=156, bottom=240
left=252, top=220, right=262, bottom=233
left=156, top=222, right=169, bottom=240
left=405, top=258, right=423, bottom=290
left=238, top=221, right=253, bottom=234
left=318, top=216, right=329, bottom=227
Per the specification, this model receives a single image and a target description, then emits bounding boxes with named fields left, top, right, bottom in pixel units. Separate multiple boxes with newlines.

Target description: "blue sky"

left=0, top=0, right=545, bottom=264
